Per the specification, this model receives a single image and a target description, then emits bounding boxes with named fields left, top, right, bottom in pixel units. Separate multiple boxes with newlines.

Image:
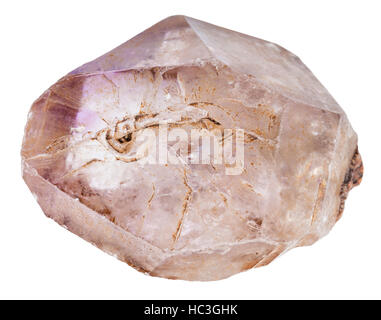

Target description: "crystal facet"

left=22, top=16, right=362, bottom=281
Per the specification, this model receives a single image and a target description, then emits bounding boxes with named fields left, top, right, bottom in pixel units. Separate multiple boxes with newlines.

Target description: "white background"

left=1, top=0, right=380, bottom=300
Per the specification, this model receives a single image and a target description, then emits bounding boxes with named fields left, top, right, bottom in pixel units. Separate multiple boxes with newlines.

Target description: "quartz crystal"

left=22, top=16, right=362, bottom=281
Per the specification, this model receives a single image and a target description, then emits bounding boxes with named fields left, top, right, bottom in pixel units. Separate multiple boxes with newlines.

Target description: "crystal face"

left=22, top=16, right=362, bottom=281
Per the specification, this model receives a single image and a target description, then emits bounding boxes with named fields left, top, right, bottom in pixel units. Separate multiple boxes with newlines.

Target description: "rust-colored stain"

left=337, top=147, right=363, bottom=221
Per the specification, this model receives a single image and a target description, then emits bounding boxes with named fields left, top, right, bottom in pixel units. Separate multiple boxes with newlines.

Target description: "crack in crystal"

left=136, top=183, right=156, bottom=236
left=310, top=180, right=327, bottom=225
left=60, top=159, right=103, bottom=180
left=102, top=74, right=120, bottom=107
left=147, top=183, right=156, bottom=208
left=171, top=169, right=193, bottom=248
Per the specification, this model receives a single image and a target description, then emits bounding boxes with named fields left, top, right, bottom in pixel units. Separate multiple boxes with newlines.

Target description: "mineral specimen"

left=22, top=16, right=362, bottom=281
